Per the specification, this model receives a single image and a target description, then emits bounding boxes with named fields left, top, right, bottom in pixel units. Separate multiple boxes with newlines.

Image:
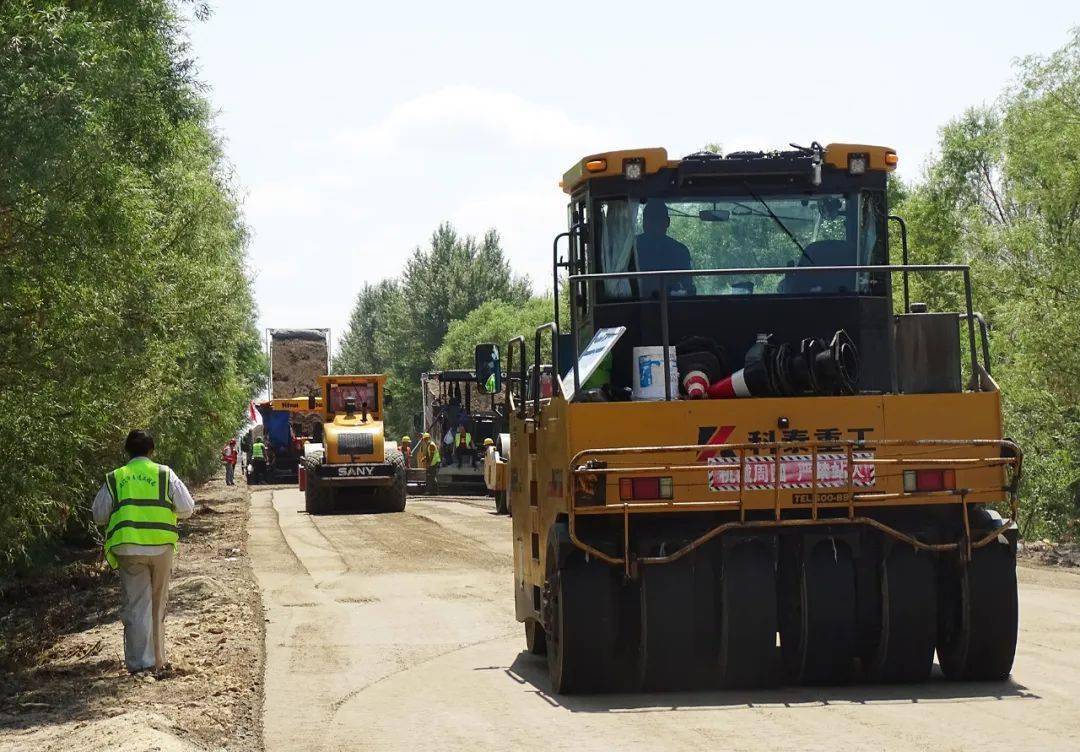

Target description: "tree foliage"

left=897, top=29, right=1080, bottom=537
left=435, top=298, right=554, bottom=371
left=0, top=1, right=264, bottom=569
left=334, top=223, right=533, bottom=435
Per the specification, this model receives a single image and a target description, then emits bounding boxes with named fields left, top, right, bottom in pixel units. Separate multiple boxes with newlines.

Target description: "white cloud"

left=233, top=86, right=623, bottom=348
left=338, top=85, right=615, bottom=158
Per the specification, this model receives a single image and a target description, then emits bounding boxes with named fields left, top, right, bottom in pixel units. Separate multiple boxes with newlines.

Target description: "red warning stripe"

left=697, top=425, right=735, bottom=461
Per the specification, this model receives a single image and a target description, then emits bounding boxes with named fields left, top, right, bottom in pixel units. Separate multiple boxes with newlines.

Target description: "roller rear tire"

left=525, top=619, right=547, bottom=655
left=638, top=552, right=718, bottom=690
left=719, top=538, right=779, bottom=688
left=938, top=538, right=1018, bottom=681
left=870, top=544, right=937, bottom=683
left=781, top=537, right=857, bottom=685
left=544, top=526, right=621, bottom=694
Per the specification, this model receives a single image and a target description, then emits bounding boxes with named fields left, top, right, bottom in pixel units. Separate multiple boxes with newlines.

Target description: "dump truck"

left=500, top=143, right=1023, bottom=693
left=247, top=396, right=323, bottom=484
left=299, top=374, right=406, bottom=514
left=268, top=328, right=330, bottom=400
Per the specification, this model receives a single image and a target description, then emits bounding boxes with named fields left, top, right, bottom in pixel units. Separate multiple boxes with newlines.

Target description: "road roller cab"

left=300, top=374, right=407, bottom=514
left=506, top=143, right=1023, bottom=693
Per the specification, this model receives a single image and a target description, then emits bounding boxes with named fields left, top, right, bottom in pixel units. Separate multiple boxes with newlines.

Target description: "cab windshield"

left=328, top=383, right=377, bottom=414
left=594, top=191, right=886, bottom=300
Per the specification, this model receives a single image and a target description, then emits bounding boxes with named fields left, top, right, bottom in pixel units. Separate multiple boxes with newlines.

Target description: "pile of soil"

left=0, top=478, right=263, bottom=752
left=270, top=330, right=327, bottom=399
left=1019, top=539, right=1080, bottom=568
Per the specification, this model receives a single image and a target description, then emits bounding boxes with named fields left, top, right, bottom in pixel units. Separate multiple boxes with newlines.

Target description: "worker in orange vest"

left=454, top=424, right=475, bottom=469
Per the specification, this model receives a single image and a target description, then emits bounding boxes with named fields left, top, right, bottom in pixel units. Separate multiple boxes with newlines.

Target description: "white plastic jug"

left=632, top=346, right=678, bottom=400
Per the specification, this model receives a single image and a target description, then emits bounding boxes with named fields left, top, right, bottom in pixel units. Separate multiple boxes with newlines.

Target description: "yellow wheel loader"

left=300, top=374, right=406, bottom=514
left=499, top=143, right=1023, bottom=693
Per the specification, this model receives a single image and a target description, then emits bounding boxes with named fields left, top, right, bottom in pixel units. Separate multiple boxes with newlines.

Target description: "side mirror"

left=474, top=343, right=502, bottom=395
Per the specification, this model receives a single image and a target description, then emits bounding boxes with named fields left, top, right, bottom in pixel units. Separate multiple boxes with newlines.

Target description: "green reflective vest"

left=455, top=432, right=472, bottom=448
left=485, top=373, right=495, bottom=392
left=251, top=441, right=265, bottom=459
left=104, top=458, right=178, bottom=569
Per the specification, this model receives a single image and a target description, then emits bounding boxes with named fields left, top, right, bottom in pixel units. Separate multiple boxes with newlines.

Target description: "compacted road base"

left=251, top=488, right=1080, bottom=752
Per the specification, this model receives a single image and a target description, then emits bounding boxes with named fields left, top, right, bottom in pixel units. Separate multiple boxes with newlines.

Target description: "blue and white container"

left=632, top=346, right=678, bottom=400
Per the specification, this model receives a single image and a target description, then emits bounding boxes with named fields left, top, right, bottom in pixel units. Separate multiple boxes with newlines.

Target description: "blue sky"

left=185, top=1, right=1078, bottom=351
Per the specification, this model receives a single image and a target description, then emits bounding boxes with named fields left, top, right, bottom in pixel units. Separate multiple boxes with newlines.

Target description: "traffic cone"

left=708, top=368, right=752, bottom=398
left=682, top=370, right=710, bottom=399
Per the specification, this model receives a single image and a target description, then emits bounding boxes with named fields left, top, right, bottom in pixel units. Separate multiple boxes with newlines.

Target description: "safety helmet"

left=483, top=438, right=494, bottom=446
left=422, top=432, right=431, bottom=439
left=401, top=435, right=411, bottom=443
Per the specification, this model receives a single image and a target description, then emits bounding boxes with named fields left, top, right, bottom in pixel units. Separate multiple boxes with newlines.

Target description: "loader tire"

left=303, top=452, right=332, bottom=515
left=379, top=449, right=407, bottom=513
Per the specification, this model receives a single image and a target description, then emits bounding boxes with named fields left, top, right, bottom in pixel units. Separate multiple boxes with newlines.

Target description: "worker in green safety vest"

left=92, top=429, right=195, bottom=674
left=415, top=432, right=440, bottom=494
left=454, top=424, right=475, bottom=469
left=250, top=437, right=267, bottom=484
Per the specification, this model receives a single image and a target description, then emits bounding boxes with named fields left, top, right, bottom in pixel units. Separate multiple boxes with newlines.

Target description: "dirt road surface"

left=253, top=488, right=1080, bottom=752
left=0, top=478, right=263, bottom=752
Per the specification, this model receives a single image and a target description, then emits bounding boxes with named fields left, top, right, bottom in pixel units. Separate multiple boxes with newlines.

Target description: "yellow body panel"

left=822, top=143, right=898, bottom=172
left=267, top=397, right=323, bottom=412
left=560, top=143, right=896, bottom=194
left=509, top=390, right=1009, bottom=621
left=316, top=374, right=388, bottom=466
left=323, top=418, right=385, bottom=464
left=560, top=148, right=670, bottom=193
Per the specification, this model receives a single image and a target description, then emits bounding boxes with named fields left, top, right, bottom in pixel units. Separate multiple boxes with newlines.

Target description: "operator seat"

left=782, top=240, right=857, bottom=294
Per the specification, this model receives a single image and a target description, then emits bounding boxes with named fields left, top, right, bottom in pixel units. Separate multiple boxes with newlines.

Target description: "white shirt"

left=92, top=457, right=196, bottom=557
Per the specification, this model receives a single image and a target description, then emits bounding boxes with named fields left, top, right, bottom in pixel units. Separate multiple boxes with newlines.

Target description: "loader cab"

left=319, top=374, right=385, bottom=425
left=559, top=144, right=908, bottom=396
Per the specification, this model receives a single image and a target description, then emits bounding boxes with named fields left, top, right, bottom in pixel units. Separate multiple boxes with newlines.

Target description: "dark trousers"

left=455, top=446, right=475, bottom=468
left=252, top=458, right=266, bottom=484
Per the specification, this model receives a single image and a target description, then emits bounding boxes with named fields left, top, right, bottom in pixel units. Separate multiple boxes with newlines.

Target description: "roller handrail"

left=562, top=262, right=980, bottom=401
left=533, top=322, right=560, bottom=418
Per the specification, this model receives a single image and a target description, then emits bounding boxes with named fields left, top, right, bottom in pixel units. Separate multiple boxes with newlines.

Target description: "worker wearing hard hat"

left=250, top=437, right=266, bottom=484
left=400, top=435, right=412, bottom=467
left=221, top=438, right=238, bottom=486
left=414, top=432, right=440, bottom=493
left=91, top=429, right=195, bottom=675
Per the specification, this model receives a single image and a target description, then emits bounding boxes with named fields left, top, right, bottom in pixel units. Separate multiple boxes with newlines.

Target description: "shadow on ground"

left=501, top=651, right=1040, bottom=713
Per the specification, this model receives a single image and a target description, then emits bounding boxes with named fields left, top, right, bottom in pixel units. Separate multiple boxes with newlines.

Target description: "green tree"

left=333, top=279, right=402, bottom=375
left=895, top=29, right=1080, bottom=537
left=335, top=223, right=531, bottom=435
left=434, top=297, right=555, bottom=371
left=0, top=1, right=264, bottom=569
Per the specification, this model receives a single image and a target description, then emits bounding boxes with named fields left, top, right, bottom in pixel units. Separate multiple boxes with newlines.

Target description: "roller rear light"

left=903, top=468, right=956, bottom=493
left=619, top=476, right=673, bottom=501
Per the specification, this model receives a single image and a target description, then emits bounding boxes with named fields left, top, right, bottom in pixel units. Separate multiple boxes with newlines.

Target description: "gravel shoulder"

left=0, top=477, right=264, bottom=752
